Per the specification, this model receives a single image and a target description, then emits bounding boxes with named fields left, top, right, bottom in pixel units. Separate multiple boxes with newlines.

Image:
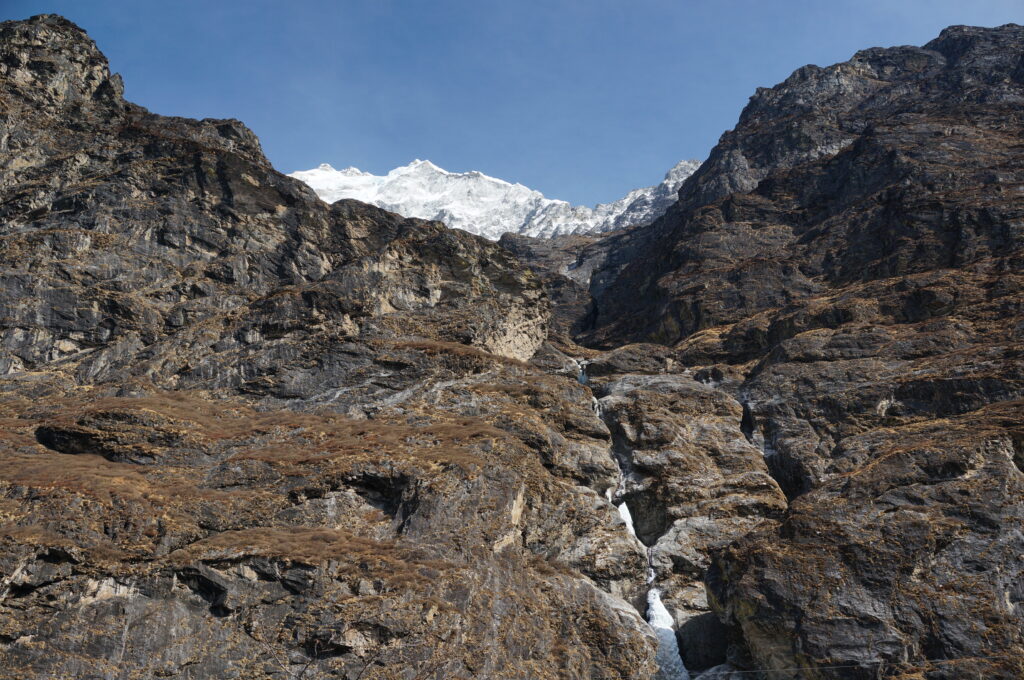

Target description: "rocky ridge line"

left=0, top=14, right=666, bottom=679
left=1, top=12, right=1022, bottom=680
left=567, top=22, right=1024, bottom=680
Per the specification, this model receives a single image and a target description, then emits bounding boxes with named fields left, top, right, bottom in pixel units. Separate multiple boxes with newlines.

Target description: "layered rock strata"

left=573, top=23, right=1024, bottom=680
left=0, top=15, right=660, bottom=679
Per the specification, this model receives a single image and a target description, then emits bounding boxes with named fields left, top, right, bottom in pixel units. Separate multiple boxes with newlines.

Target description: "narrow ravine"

left=576, top=359, right=691, bottom=680
left=647, top=585, right=692, bottom=680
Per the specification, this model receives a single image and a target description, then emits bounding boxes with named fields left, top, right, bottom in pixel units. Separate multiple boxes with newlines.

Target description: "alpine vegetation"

left=0, top=12, right=1022, bottom=680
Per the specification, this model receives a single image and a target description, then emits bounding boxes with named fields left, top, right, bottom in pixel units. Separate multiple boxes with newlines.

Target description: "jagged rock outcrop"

left=4, top=12, right=1024, bottom=680
left=497, top=232, right=609, bottom=340
left=582, top=24, right=1024, bottom=350
left=0, top=13, right=549, bottom=390
left=0, top=15, right=661, bottom=679
left=577, top=23, right=1024, bottom=680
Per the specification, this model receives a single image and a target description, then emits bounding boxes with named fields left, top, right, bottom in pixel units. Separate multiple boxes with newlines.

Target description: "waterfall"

left=576, top=358, right=589, bottom=385
left=617, top=500, right=637, bottom=537
left=605, top=488, right=637, bottom=537
left=647, top=588, right=691, bottom=680
left=580, top=358, right=691, bottom=680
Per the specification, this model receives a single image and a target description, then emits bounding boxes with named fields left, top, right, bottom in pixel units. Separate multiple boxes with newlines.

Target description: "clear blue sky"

left=5, top=1, right=1022, bottom=205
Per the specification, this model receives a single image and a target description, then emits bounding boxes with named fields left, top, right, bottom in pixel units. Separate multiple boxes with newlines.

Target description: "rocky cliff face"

left=1, top=13, right=1022, bottom=680
left=574, top=23, right=1024, bottom=680
left=0, top=15, right=661, bottom=680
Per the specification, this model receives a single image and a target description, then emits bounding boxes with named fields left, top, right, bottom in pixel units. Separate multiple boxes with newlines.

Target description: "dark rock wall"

left=1, top=12, right=1022, bottom=680
left=574, top=22, right=1024, bottom=680
left=0, top=15, right=657, bottom=680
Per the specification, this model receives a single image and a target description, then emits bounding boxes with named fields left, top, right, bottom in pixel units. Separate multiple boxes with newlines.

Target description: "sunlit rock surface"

left=1, top=12, right=1023, bottom=680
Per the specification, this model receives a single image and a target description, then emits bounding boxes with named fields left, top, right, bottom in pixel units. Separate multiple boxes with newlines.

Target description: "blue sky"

left=6, top=1, right=1022, bottom=205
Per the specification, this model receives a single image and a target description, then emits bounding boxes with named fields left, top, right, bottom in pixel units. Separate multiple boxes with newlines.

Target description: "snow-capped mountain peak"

left=289, top=158, right=700, bottom=240
left=311, top=163, right=371, bottom=178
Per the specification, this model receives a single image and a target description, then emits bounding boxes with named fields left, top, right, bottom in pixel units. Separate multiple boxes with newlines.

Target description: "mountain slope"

left=0, top=15, right=666, bottom=679
left=2, top=12, right=1023, bottom=680
left=290, top=158, right=700, bottom=239
left=576, top=23, right=1024, bottom=679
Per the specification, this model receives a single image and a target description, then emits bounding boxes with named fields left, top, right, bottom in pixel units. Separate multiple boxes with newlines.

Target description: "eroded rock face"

left=583, top=25, right=1024, bottom=347
left=576, top=22, right=1024, bottom=680
left=1, top=392, right=659, bottom=679
left=497, top=232, right=608, bottom=341
left=3, top=13, right=1024, bottom=680
left=709, top=404, right=1024, bottom=679
left=0, top=15, right=658, bottom=680
left=592, top=369, right=787, bottom=673
left=0, top=13, right=548, bottom=394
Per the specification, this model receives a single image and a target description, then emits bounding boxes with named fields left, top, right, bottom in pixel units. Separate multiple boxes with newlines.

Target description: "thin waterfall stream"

left=576, top=359, right=691, bottom=680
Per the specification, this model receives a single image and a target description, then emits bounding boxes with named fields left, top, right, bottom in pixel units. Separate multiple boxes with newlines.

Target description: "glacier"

left=289, top=158, right=700, bottom=240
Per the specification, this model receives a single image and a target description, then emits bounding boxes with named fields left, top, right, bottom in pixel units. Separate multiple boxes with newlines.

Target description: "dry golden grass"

left=0, top=390, right=516, bottom=536
left=168, top=526, right=454, bottom=579
left=379, top=339, right=528, bottom=368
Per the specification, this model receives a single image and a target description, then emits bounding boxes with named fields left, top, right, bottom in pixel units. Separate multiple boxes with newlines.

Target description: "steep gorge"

left=0, top=12, right=1021, bottom=680
left=570, top=22, right=1024, bottom=680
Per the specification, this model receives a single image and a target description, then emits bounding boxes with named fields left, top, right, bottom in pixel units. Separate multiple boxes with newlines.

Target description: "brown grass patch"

left=380, top=339, right=528, bottom=368
left=168, top=526, right=453, bottom=578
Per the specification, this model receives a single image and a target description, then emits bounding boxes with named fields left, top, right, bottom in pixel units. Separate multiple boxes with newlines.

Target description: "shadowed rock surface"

left=497, top=232, right=608, bottom=341
left=0, top=15, right=659, bottom=680
left=2, top=12, right=1023, bottom=680
left=573, top=22, right=1024, bottom=680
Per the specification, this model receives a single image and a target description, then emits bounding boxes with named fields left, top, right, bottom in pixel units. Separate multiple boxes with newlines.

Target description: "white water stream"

left=577, top=359, right=691, bottom=680
left=648, top=587, right=692, bottom=680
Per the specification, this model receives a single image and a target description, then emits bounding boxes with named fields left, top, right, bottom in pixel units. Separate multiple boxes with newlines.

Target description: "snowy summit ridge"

left=289, top=158, right=701, bottom=240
